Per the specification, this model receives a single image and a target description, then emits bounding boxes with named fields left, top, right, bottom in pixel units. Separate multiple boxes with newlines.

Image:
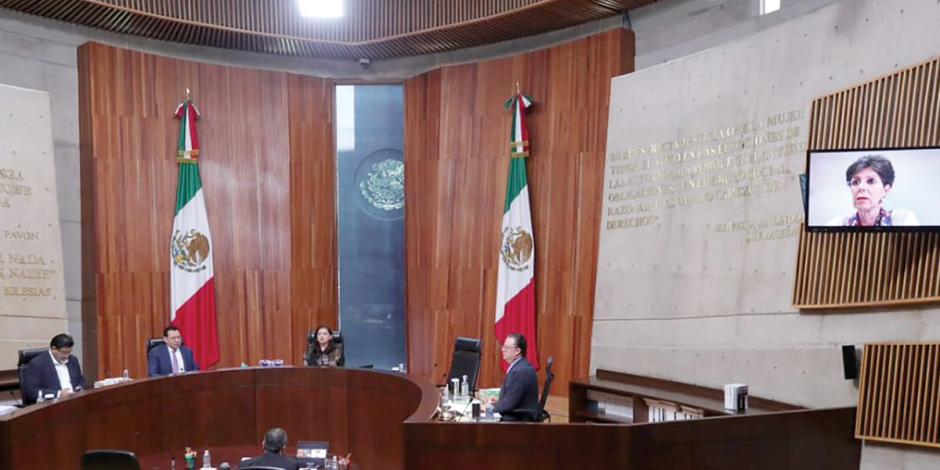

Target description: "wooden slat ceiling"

left=0, top=0, right=655, bottom=59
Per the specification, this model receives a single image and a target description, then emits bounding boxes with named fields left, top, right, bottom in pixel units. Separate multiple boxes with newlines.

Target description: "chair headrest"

left=454, top=337, right=481, bottom=353
left=147, top=338, right=166, bottom=352
left=308, top=329, right=342, bottom=345
left=17, top=348, right=46, bottom=367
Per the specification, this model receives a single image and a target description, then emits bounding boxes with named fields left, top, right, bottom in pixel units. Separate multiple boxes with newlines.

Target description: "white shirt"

left=167, top=346, right=186, bottom=374
left=49, top=350, right=73, bottom=393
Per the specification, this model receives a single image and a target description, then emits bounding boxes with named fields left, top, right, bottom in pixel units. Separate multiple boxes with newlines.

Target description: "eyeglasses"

left=500, top=345, right=518, bottom=351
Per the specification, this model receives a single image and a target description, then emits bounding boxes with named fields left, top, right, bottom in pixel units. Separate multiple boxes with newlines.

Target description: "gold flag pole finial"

left=515, top=81, right=520, bottom=95
left=185, top=87, right=191, bottom=101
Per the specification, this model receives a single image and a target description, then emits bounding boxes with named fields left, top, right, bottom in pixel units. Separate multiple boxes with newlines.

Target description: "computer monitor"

left=296, top=441, right=329, bottom=468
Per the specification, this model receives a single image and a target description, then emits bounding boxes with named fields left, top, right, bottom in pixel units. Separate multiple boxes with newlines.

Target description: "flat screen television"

left=805, top=146, right=940, bottom=231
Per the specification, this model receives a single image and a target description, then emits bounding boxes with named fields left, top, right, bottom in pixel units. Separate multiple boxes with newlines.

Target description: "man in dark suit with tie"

left=147, top=326, right=200, bottom=377
left=241, top=427, right=302, bottom=470
left=491, top=333, right=539, bottom=422
left=22, top=333, right=85, bottom=405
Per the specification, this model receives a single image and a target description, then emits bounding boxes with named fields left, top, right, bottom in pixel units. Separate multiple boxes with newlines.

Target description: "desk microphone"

left=219, top=463, right=230, bottom=470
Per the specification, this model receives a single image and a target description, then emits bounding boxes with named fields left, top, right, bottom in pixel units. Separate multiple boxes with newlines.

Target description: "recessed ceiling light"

left=297, top=0, right=344, bottom=19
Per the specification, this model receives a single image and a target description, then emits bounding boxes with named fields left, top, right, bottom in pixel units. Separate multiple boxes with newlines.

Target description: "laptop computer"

left=296, top=441, right=329, bottom=469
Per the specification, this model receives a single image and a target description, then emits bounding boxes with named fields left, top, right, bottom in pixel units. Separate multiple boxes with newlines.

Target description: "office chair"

left=511, top=356, right=555, bottom=422
left=446, top=337, right=481, bottom=392
left=533, top=356, right=555, bottom=422
left=80, top=450, right=141, bottom=470
left=146, top=338, right=165, bottom=352
left=16, top=347, right=46, bottom=407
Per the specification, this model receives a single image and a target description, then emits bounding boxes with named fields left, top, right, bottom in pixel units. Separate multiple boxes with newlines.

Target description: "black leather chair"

left=146, top=338, right=165, bottom=352
left=80, top=450, right=141, bottom=470
left=533, top=356, right=555, bottom=422
left=446, top=337, right=481, bottom=392
left=16, top=347, right=46, bottom=406
left=512, top=356, right=555, bottom=422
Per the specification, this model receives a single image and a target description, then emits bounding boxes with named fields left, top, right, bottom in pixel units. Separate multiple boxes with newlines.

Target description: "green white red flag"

left=170, top=99, right=220, bottom=368
left=495, top=93, right=539, bottom=371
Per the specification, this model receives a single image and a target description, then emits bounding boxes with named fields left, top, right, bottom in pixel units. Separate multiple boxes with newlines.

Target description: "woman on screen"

left=305, top=325, right=344, bottom=367
left=830, top=155, right=918, bottom=226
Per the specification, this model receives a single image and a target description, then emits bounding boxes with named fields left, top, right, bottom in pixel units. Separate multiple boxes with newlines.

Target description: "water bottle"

left=36, top=390, right=44, bottom=403
left=460, top=375, right=469, bottom=400
left=328, top=455, right=339, bottom=470
left=122, top=369, right=130, bottom=380
left=202, top=449, right=211, bottom=468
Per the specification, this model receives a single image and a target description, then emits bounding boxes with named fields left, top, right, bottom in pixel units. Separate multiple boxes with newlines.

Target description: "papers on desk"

left=93, top=377, right=132, bottom=388
left=0, top=404, right=17, bottom=416
left=477, top=387, right=500, bottom=403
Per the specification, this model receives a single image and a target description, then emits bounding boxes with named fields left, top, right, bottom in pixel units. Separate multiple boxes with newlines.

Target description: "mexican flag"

left=169, top=99, right=220, bottom=369
left=495, top=93, right=539, bottom=371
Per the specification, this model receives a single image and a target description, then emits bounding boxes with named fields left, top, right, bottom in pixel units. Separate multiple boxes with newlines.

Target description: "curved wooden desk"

left=0, top=367, right=860, bottom=470
left=0, top=367, right=438, bottom=469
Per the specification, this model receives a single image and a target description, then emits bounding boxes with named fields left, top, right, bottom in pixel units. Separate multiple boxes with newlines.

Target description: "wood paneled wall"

left=794, top=57, right=940, bottom=309
left=857, top=343, right=940, bottom=449
left=79, top=30, right=633, bottom=386
left=79, top=42, right=337, bottom=380
left=403, top=29, right=634, bottom=393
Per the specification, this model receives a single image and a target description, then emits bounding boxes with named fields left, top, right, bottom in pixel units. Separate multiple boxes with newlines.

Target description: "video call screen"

left=806, top=147, right=940, bottom=231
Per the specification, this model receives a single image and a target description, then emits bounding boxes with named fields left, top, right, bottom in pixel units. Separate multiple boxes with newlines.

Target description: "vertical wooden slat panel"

left=794, top=57, right=940, bottom=309
left=858, top=343, right=940, bottom=448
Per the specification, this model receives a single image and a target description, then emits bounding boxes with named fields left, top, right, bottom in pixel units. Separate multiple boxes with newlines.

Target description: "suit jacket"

left=22, top=350, right=85, bottom=405
left=147, top=344, right=200, bottom=377
left=493, top=357, right=539, bottom=421
left=240, top=451, right=302, bottom=470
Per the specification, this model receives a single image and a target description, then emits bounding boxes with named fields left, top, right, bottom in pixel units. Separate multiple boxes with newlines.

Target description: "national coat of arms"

left=359, top=158, right=404, bottom=211
left=171, top=229, right=210, bottom=272
left=500, top=227, right=533, bottom=271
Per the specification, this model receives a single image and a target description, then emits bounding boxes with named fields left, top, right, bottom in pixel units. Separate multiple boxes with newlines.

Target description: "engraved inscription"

left=603, top=108, right=806, bottom=238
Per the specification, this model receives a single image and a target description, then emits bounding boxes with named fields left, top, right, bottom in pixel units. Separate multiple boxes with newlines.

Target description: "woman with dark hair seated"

left=305, top=325, right=344, bottom=367
left=829, top=154, right=918, bottom=226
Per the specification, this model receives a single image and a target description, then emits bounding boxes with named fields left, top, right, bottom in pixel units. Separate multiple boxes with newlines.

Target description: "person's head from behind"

left=262, top=427, right=288, bottom=454
left=501, top=333, right=526, bottom=364
left=163, top=326, right=183, bottom=351
left=315, top=325, right=333, bottom=348
left=845, top=155, right=895, bottom=214
left=49, top=333, right=74, bottom=363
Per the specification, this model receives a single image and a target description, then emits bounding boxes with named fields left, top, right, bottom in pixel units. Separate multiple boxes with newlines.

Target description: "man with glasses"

left=491, top=333, right=539, bottom=421
left=148, top=325, right=200, bottom=377
left=22, top=333, right=85, bottom=405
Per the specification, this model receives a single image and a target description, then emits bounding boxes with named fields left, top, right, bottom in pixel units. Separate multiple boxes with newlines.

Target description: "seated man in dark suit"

left=491, top=333, right=539, bottom=422
left=147, top=325, right=200, bottom=377
left=22, top=333, right=85, bottom=405
left=241, top=427, right=302, bottom=470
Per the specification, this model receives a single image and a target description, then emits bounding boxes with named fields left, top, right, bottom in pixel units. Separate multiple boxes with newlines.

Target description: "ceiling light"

left=297, top=0, right=344, bottom=19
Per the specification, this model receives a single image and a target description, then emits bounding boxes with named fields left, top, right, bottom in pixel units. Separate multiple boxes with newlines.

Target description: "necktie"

left=171, top=350, right=180, bottom=374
